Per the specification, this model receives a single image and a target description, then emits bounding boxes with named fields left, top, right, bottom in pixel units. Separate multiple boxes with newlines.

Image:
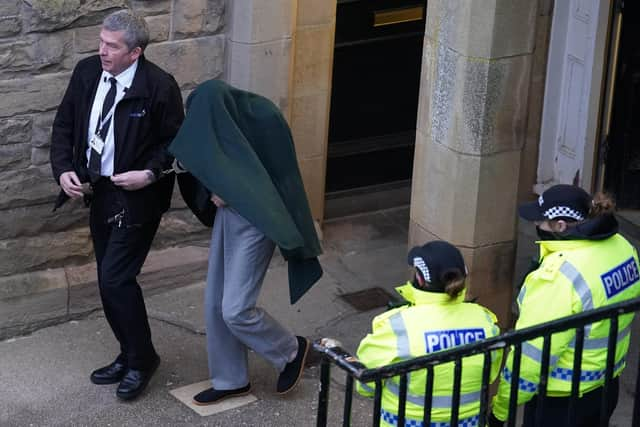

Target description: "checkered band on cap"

left=542, top=206, right=585, bottom=221
left=413, top=257, right=431, bottom=282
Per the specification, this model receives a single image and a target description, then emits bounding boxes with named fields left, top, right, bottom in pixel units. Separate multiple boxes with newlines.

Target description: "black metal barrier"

left=313, top=296, right=640, bottom=427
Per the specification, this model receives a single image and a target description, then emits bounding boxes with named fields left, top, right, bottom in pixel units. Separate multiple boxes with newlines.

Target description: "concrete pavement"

left=1, top=208, right=409, bottom=426
left=1, top=207, right=638, bottom=426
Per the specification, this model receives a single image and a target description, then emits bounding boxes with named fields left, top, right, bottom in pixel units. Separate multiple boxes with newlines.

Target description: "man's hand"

left=59, top=171, right=85, bottom=199
left=111, top=170, right=155, bottom=191
left=210, top=194, right=227, bottom=208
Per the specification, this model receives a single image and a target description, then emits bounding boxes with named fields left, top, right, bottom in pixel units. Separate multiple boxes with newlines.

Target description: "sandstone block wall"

left=0, top=0, right=225, bottom=339
left=409, top=0, right=546, bottom=327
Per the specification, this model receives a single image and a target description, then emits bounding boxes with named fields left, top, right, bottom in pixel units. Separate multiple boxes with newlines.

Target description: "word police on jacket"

left=601, top=257, right=640, bottom=299
left=424, top=328, right=486, bottom=353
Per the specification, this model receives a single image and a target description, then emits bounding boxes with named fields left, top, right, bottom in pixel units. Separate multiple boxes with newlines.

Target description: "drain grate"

left=339, top=287, right=395, bottom=312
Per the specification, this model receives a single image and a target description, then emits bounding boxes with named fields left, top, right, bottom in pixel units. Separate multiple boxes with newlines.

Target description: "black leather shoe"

left=90, top=360, right=128, bottom=385
left=116, top=356, right=160, bottom=401
left=193, top=383, right=252, bottom=406
left=276, top=336, right=309, bottom=394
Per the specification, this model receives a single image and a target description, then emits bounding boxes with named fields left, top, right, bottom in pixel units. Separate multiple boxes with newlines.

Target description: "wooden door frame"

left=535, top=0, right=612, bottom=194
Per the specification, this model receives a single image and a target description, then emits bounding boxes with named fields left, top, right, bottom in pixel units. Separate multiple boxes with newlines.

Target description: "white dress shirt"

left=86, top=60, right=138, bottom=177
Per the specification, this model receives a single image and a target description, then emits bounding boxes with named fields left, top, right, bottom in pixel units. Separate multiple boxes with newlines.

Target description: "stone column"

left=289, top=0, right=336, bottom=221
left=225, top=0, right=336, bottom=222
left=225, top=0, right=296, bottom=118
left=410, top=0, right=539, bottom=326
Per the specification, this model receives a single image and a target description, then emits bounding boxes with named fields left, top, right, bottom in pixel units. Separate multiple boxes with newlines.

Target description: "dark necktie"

left=88, top=77, right=117, bottom=181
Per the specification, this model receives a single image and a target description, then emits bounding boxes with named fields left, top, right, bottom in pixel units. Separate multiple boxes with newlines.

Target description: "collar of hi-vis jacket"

left=395, top=282, right=467, bottom=306
left=536, top=236, right=614, bottom=259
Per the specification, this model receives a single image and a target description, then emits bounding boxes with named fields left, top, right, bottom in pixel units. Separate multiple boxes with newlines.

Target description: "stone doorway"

left=324, top=0, right=427, bottom=217
left=603, top=1, right=640, bottom=209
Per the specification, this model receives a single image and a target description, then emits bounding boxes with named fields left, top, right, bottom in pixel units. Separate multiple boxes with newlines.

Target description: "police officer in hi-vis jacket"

left=490, top=184, right=640, bottom=426
left=356, top=240, right=503, bottom=427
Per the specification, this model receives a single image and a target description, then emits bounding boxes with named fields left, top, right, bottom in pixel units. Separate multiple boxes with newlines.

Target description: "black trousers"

left=89, top=181, right=160, bottom=370
left=522, top=377, right=619, bottom=427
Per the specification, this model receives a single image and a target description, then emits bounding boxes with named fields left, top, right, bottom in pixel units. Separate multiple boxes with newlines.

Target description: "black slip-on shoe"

left=193, top=383, right=252, bottom=406
left=276, top=336, right=309, bottom=394
left=116, top=355, right=160, bottom=401
left=90, top=360, right=128, bottom=385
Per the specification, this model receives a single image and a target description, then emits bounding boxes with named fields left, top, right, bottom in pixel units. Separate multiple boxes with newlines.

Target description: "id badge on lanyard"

left=89, top=133, right=105, bottom=154
left=90, top=103, right=115, bottom=155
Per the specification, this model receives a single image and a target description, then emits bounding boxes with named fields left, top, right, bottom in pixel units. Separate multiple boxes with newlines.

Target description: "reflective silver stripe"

left=386, top=381, right=481, bottom=408
left=359, top=382, right=375, bottom=393
left=482, top=311, right=499, bottom=337
left=517, top=287, right=526, bottom=306
left=521, top=342, right=559, bottom=366
left=390, top=312, right=411, bottom=359
left=559, top=262, right=594, bottom=336
left=559, top=261, right=593, bottom=310
left=569, top=324, right=632, bottom=350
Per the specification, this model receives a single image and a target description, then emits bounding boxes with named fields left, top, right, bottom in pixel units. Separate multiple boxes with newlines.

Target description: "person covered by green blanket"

left=169, top=79, right=323, bottom=405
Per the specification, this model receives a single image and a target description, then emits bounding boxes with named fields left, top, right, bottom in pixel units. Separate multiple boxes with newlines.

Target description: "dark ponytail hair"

left=589, top=192, right=616, bottom=217
left=441, top=269, right=466, bottom=298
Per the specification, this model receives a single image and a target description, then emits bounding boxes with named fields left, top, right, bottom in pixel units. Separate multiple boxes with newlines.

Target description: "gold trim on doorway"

left=373, top=6, right=424, bottom=27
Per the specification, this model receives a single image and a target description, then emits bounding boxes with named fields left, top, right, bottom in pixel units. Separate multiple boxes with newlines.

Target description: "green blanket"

left=169, top=80, right=323, bottom=303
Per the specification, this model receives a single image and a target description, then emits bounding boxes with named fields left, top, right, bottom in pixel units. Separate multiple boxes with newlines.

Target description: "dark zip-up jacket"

left=50, top=55, right=184, bottom=223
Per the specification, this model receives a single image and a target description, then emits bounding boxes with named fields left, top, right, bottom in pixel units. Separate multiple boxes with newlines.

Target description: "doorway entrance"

left=325, top=0, right=426, bottom=216
left=603, top=1, right=640, bottom=209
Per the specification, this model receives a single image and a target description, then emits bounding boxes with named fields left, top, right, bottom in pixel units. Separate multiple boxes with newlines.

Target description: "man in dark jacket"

left=49, top=9, right=183, bottom=401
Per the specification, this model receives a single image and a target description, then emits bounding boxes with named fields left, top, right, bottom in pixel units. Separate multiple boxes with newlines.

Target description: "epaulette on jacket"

left=538, top=252, right=565, bottom=281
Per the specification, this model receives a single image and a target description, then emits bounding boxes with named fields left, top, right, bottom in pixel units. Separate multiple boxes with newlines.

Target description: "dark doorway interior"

left=605, top=1, right=640, bottom=209
left=325, top=0, right=426, bottom=196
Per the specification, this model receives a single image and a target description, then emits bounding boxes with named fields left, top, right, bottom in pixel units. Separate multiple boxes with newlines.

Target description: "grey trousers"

left=205, top=206, right=298, bottom=390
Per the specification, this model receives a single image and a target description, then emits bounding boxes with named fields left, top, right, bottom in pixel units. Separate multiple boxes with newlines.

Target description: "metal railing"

left=313, top=296, right=640, bottom=427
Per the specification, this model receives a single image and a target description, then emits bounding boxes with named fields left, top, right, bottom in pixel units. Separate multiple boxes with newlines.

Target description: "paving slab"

left=169, top=380, right=258, bottom=417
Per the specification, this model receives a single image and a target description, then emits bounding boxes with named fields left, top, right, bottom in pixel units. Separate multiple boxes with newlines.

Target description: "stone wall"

left=289, top=0, right=336, bottom=222
left=0, top=0, right=225, bottom=339
left=409, top=0, right=544, bottom=328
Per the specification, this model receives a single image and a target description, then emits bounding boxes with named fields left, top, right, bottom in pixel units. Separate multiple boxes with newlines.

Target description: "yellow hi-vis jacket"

left=356, top=283, right=502, bottom=427
left=492, top=234, right=640, bottom=421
